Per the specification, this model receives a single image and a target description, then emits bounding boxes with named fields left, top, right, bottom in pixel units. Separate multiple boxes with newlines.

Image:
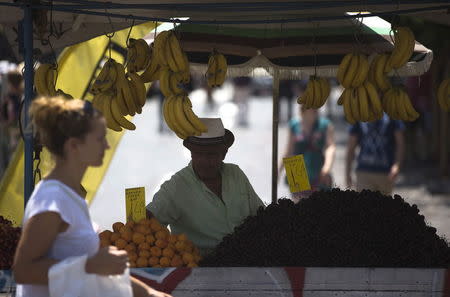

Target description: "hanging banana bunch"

left=367, top=53, right=392, bottom=92
left=139, top=43, right=161, bottom=83
left=340, top=81, right=384, bottom=124
left=297, top=76, right=330, bottom=109
left=163, top=94, right=208, bottom=139
left=337, top=53, right=369, bottom=89
left=437, top=78, right=450, bottom=112
left=90, top=59, right=147, bottom=131
left=206, top=50, right=228, bottom=88
left=159, top=67, right=187, bottom=98
left=126, top=38, right=151, bottom=73
left=34, top=63, right=73, bottom=99
left=386, top=26, right=415, bottom=71
left=382, top=86, right=419, bottom=121
left=153, top=30, right=190, bottom=80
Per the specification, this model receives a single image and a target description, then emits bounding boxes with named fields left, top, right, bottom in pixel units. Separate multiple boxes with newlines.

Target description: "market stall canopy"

left=0, top=0, right=446, bottom=78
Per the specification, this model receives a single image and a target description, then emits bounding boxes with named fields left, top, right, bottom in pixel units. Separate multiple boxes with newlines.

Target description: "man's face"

left=191, top=148, right=226, bottom=180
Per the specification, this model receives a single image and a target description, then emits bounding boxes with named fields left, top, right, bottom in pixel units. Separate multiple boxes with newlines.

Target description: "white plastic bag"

left=49, top=255, right=132, bottom=297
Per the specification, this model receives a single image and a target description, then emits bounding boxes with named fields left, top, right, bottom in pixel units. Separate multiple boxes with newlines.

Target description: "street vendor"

left=146, top=118, right=265, bottom=256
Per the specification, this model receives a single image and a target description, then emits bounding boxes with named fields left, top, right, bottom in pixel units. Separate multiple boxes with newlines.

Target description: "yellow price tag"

left=283, top=154, right=311, bottom=193
left=125, top=187, right=146, bottom=223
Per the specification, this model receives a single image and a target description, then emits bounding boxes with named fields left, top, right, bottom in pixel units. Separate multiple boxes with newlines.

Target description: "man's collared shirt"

left=147, top=162, right=265, bottom=255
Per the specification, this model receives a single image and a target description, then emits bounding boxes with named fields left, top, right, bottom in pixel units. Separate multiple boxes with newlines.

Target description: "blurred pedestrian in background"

left=280, top=105, right=336, bottom=202
left=346, top=114, right=405, bottom=195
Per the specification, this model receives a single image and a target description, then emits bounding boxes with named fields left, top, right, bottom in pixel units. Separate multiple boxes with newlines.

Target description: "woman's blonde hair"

left=29, top=96, right=101, bottom=157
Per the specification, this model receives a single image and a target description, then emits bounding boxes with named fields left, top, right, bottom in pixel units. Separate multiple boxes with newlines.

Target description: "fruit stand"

left=0, top=1, right=449, bottom=296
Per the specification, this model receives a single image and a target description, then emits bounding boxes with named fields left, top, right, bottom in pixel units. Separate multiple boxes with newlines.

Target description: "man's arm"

left=389, top=130, right=405, bottom=182
left=346, top=134, right=359, bottom=188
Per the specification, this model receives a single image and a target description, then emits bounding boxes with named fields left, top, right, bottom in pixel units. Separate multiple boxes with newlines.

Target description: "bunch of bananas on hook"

left=153, top=30, right=190, bottom=79
left=386, top=26, right=415, bottom=71
left=437, top=78, right=450, bottom=112
left=297, top=76, right=330, bottom=109
left=126, top=38, right=152, bottom=73
left=91, top=59, right=147, bottom=131
left=206, top=50, right=228, bottom=88
left=34, top=63, right=73, bottom=99
left=367, top=54, right=392, bottom=92
left=339, top=81, right=383, bottom=124
left=337, top=53, right=369, bottom=89
left=382, top=87, right=419, bottom=121
left=159, top=67, right=189, bottom=97
left=163, top=94, right=208, bottom=139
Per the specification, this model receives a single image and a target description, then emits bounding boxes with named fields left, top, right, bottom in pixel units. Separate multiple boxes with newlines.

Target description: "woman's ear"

left=64, top=137, right=82, bottom=155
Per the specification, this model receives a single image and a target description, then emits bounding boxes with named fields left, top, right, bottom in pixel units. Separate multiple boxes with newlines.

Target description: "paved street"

left=90, top=84, right=450, bottom=240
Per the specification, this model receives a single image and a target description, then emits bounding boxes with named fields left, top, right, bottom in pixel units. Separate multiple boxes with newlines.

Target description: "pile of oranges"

left=98, top=217, right=201, bottom=268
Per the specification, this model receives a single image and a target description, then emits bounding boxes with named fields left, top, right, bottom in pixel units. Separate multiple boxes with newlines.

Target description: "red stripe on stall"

left=443, top=269, right=450, bottom=297
left=284, top=267, right=306, bottom=297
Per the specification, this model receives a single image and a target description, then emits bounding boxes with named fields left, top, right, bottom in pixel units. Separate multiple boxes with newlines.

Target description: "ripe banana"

left=338, top=53, right=360, bottom=88
left=357, top=85, right=370, bottom=122
left=374, top=54, right=391, bottom=92
left=364, top=81, right=383, bottom=120
left=167, top=31, right=188, bottom=73
left=342, top=89, right=356, bottom=124
left=115, top=62, right=137, bottom=116
left=110, top=97, right=136, bottom=130
left=182, top=95, right=208, bottom=133
left=154, top=31, right=171, bottom=67
left=387, top=26, right=415, bottom=70
left=298, top=77, right=330, bottom=109
left=91, top=59, right=117, bottom=95
left=127, top=72, right=147, bottom=108
left=437, top=78, right=450, bottom=112
left=206, top=50, right=228, bottom=88
left=351, top=54, right=369, bottom=88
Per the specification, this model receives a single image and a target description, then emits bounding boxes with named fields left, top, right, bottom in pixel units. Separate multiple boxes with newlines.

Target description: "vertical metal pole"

left=23, top=3, right=34, bottom=205
left=271, top=71, right=280, bottom=204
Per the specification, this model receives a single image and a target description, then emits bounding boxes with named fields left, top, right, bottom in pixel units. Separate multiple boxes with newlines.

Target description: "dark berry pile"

left=200, top=189, right=450, bottom=267
left=0, top=216, right=21, bottom=269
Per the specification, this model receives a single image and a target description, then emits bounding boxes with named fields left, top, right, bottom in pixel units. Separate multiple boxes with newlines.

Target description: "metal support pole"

left=23, top=3, right=34, bottom=205
left=271, top=71, right=280, bottom=204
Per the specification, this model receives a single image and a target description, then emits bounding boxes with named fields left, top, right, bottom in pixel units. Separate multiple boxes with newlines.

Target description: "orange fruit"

left=112, top=222, right=125, bottom=233
left=135, top=224, right=149, bottom=235
left=148, top=256, right=160, bottom=267
left=119, top=225, right=132, bottom=234
left=159, top=257, right=171, bottom=267
left=125, top=220, right=136, bottom=230
left=187, top=262, right=198, bottom=268
left=110, top=232, right=121, bottom=243
left=124, top=243, right=136, bottom=253
left=99, top=230, right=112, bottom=241
left=114, top=238, right=127, bottom=249
left=170, top=255, right=183, bottom=267
left=129, top=261, right=136, bottom=268
left=155, top=230, right=169, bottom=240
left=184, top=243, right=194, bottom=253
left=136, top=257, right=148, bottom=268
left=129, top=251, right=138, bottom=262
left=138, top=218, right=152, bottom=226
left=174, top=241, right=186, bottom=252
left=168, top=234, right=177, bottom=244
left=182, top=253, right=194, bottom=265
left=150, top=219, right=163, bottom=232
left=162, top=247, right=175, bottom=259
left=120, top=229, right=133, bottom=242
left=177, top=234, right=188, bottom=241
left=145, top=234, right=156, bottom=245
left=138, top=242, right=151, bottom=251
left=99, top=238, right=111, bottom=248
left=167, top=243, right=176, bottom=251
left=155, top=239, right=168, bottom=249
left=139, top=250, right=151, bottom=258
left=132, top=232, right=145, bottom=244
left=150, top=246, right=162, bottom=257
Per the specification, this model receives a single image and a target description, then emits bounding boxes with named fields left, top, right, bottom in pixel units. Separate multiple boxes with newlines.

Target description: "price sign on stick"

left=283, top=154, right=311, bottom=193
left=125, top=187, right=146, bottom=222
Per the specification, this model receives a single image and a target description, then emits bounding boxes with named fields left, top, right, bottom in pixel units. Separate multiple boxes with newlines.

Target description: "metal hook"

left=126, top=16, right=135, bottom=47
left=104, top=5, right=115, bottom=38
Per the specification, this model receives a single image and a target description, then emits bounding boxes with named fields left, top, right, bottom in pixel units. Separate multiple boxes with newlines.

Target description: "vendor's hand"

left=86, top=246, right=129, bottom=275
left=147, top=287, right=173, bottom=297
left=388, top=164, right=400, bottom=182
left=318, top=170, right=332, bottom=187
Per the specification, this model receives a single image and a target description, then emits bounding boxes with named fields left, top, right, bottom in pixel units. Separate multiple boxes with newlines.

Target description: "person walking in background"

left=279, top=105, right=336, bottom=201
left=346, top=113, right=405, bottom=195
left=232, top=77, right=252, bottom=127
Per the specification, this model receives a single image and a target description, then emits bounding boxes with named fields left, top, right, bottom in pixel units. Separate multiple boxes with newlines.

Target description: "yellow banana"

left=342, top=54, right=359, bottom=88
left=337, top=53, right=353, bottom=86
left=389, top=27, right=415, bottom=69
left=364, top=81, right=383, bottom=117
left=312, top=78, right=322, bottom=109
left=349, top=88, right=361, bottom=121
left=351, top=54, right=369, bottom=88
left=399, top=88, right=419, bottom=121
left=136, top=38, right=151, bottom=71
left=374, top=54, right=391, bottom=92
left=343, top=89, right=356, bottom=124
left=396, top=27, right=415, bottom=68
left=206, top=53, right=218, bottom=88
left=302, top=79, right=315, bottom=109
left=92, top=59, right=117, bottom=94
left=357, top=85, right=370, bottom=122
left=126, top=39, right=138, bottom=73
left=168, top=32, right=187, bottom=72
left=169, top=72, right=185, bottom=96
left=215, top=53, right=228, bottom=86
left=111, top=97, right=136, bottom=130
left=182, top=95, right=208, bottom=133
left=128, top=79, right=142, bottom=115
left=140, top=59, right=160, bottom=82
left=128, top=72, right=147, bottom=108
left=164, top=33, right=181, bottom=72
left=165, top=95, right=188, bottom=138
left=163, top=96, right=179, bottom=136
left=115, top=62, right=137, bottom=115
left=159, top=67, right=172, bottom=97
left=181, top=52, right=190, bottom=83
left=34, top=63, right=52, bottom=96
left=319, top=77, right=330, bottom=106
left=173, top=94, right=197, bottom=136
left=154, top=31, right=171, bottom=67
left=103, top=97, right=123, bottom=132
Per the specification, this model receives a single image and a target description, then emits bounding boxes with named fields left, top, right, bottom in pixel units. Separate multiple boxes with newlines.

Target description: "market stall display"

left=99, top=217, right=201, bottom=268
left=200, top=189, right=450, bottom=267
